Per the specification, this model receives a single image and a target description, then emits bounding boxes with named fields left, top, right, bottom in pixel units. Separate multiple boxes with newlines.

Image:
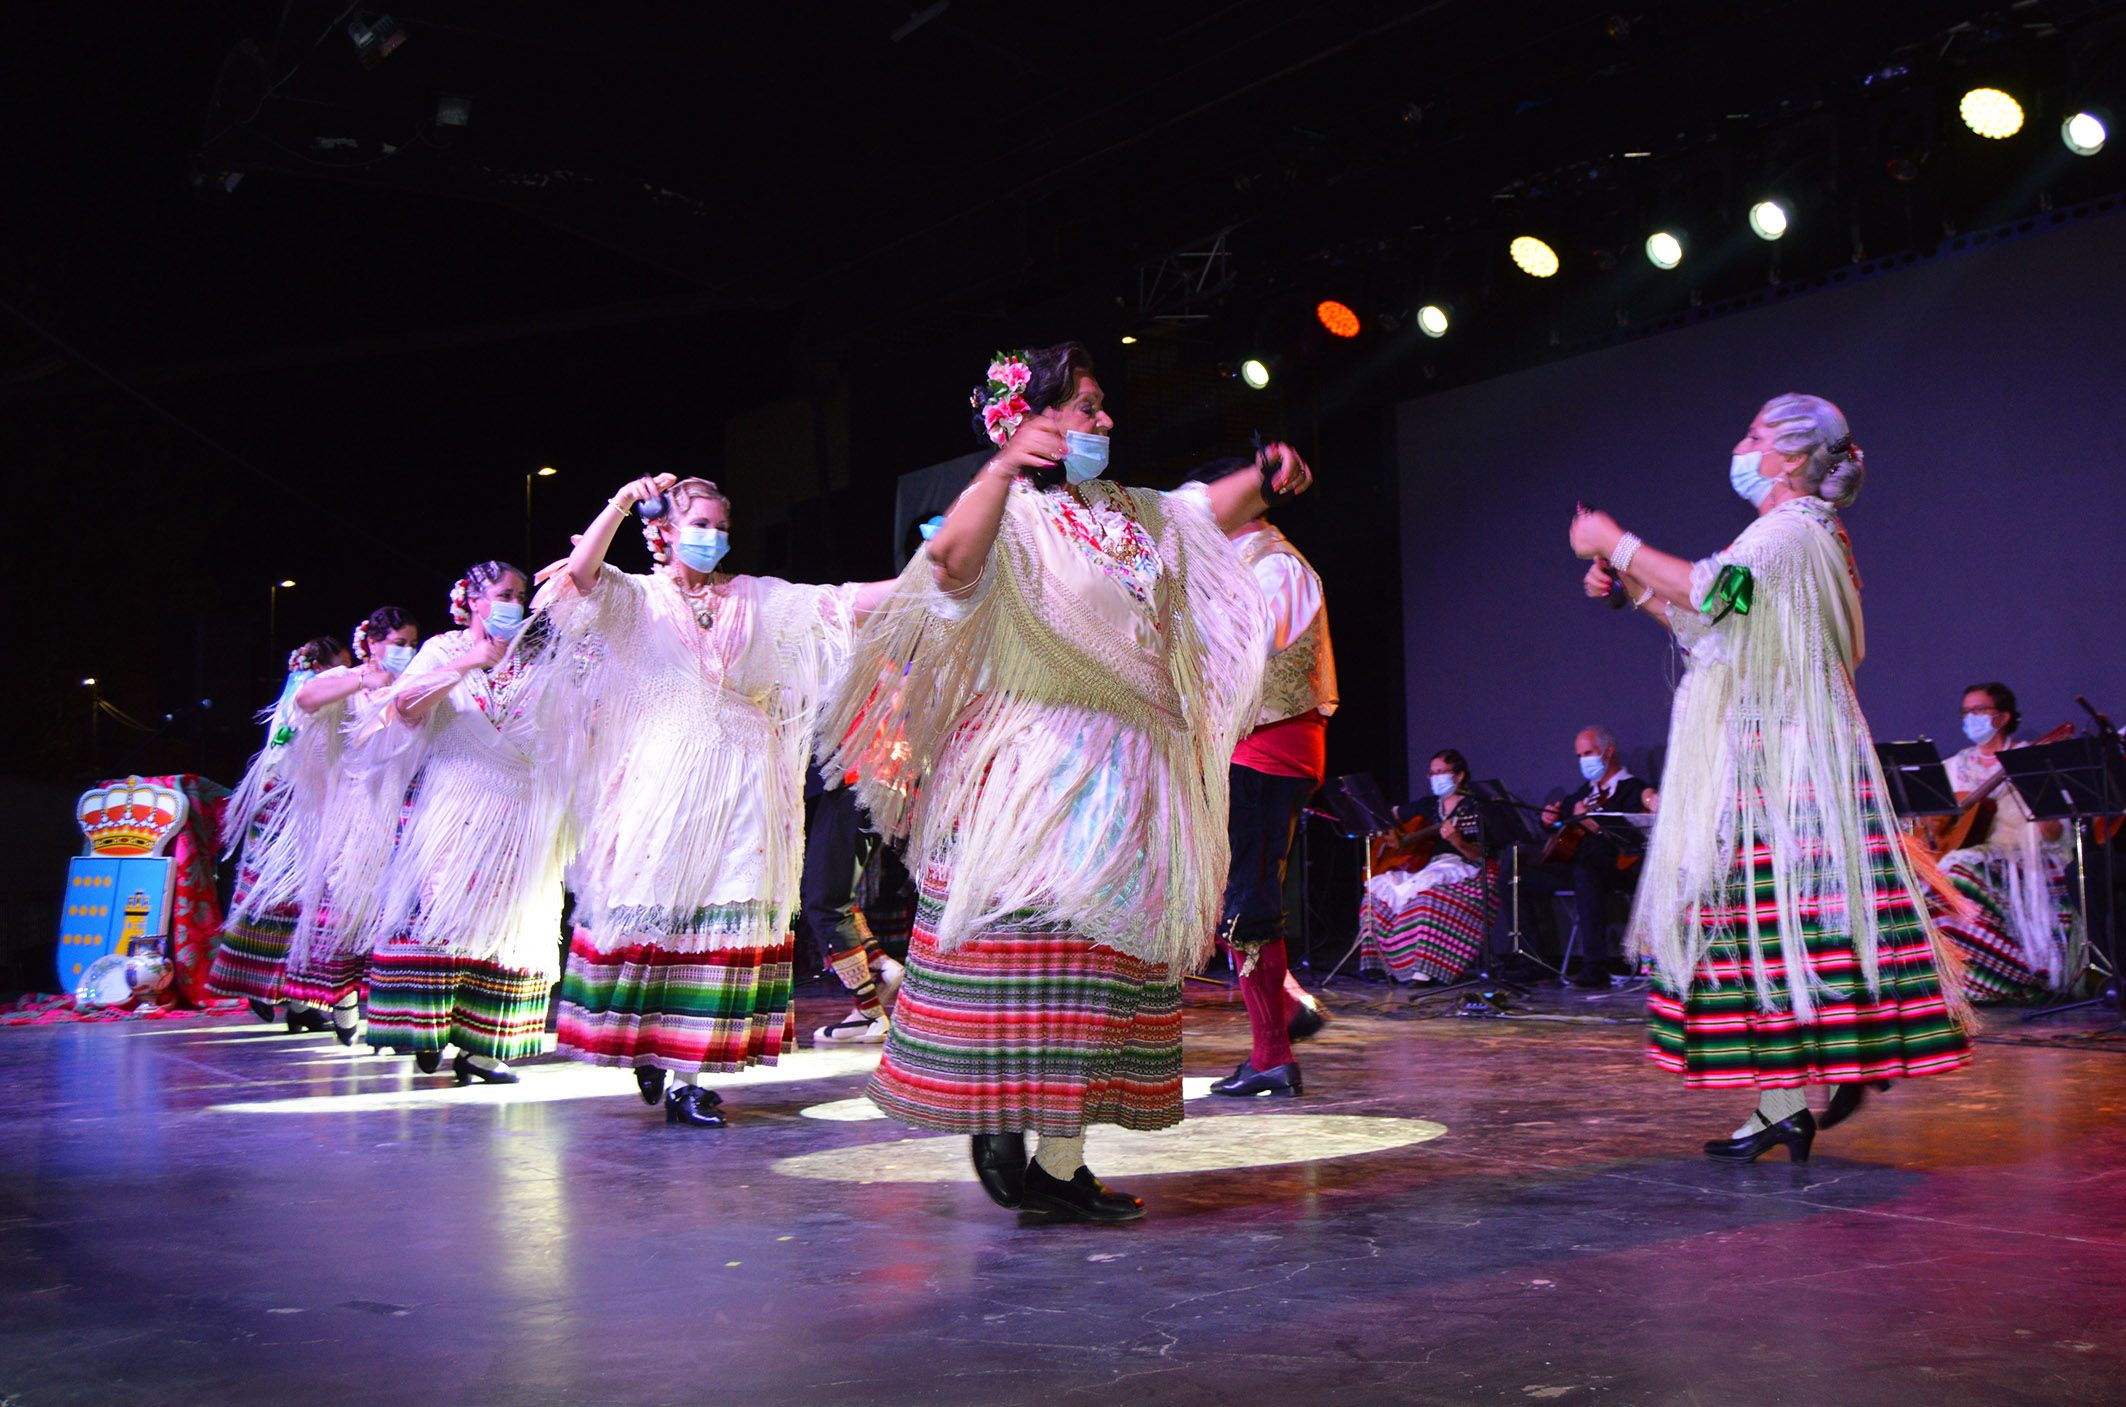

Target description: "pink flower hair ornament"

left=448, top=577, right=472, bottom=627
left=350, top=619, right=374, bottom=663
left=971, top=350, right=1036, bottom=448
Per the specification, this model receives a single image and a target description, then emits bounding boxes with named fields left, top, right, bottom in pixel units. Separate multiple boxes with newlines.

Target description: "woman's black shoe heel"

left=635, top=1065, right=668, bottom=1105
left=1819, top=1079, right=1891, bottom=1131
left=970, top=1133, right=1028, bottom=1209
left=453, top=1053, right=519, bottom=1086
left=413, top=1049, right=444, bottom=1075
left=1703, top=1108, right=1817, bottom=1164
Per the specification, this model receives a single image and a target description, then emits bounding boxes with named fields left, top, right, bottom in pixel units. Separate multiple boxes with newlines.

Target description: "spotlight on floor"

left=1416, top=304, right=1450, bottom=338
left=1748, top=200, right=1789, bottom=241
left=1645, top=231, right=1684, bottom=269
left=1508, top=236, right=1559, bottom=278
left=1960, top=87, right=2024, bottom=139
left=2062, top=111, right=2107, bottom=156
left=1239, top=358, right=1272, bottom=390
left=1315, top=300, right=1361, bottom=338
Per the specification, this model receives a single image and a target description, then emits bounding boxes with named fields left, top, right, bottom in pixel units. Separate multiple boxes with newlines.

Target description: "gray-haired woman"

left=1569, top=394, right=1973, bottom=1161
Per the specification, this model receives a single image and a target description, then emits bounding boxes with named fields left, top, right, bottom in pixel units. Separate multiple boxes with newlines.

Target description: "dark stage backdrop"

left=1395, top=208, right=2126, bottom=813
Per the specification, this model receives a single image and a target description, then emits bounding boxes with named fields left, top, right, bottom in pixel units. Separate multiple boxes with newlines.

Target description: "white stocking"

left=1033, top=1132, right=1085, bottom=1179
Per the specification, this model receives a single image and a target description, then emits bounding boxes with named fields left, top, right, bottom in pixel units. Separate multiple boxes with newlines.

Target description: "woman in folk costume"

left=1571, top=394, right=1973, bottom=1163
left=272, top=606, right=423, bottom=1046
left=1929, top=681, right=2082, bottom=1003
left=210, top=634, right=352, bottom=1029
left=823, top=342, right=1306, bottom=1222
left=358, top=559, right=567, bottom=1085
left=533, top=474, right=892, bottom=1128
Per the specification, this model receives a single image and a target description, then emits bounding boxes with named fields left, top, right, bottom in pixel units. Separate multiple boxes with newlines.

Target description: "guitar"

left=1921, top=721, right=2074, bottom=855
left=1540, top=781, right=1646, bottom=870
left=1370, top=795, right=1482, bottom=876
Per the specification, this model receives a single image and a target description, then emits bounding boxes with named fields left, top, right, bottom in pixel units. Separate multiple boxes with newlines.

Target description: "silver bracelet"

left=607, top=496, right=633, bottom=516
left=1630, top=584, right=1655, bottom=610
left=1609, top=531, right=1643, bottom=577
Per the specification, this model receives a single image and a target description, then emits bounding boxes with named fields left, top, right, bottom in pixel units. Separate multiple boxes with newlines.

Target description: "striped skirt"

left=1931, top=850, right=2078, bottom=1005
left=869, top=865, right=1183, bottom=1137
left=366, top=938, right=551, bottom=1062
left=206, top=908, right=298, bottom=1005
left=1646, top=794, right=1973, bottom=1089
left=281, top=946, right=367, bottom=1009
left=556, top=926, right=794, bottom=1074
left=1360, top=862, right=1497, bottom=983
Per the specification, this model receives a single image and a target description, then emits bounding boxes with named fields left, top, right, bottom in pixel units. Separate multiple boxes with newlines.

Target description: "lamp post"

left=268, top=579, right=296, bottom=665
left=525, top=465, right=557, bottom=566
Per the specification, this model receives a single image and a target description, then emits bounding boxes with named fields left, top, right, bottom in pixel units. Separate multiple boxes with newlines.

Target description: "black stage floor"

left=4, top=980, right=2124, bottom=1406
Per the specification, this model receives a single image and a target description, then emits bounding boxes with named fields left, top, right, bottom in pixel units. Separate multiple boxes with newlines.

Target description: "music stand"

left=1875, top=739, right=1962, bottom=819
left=1316, top=774, right=1400, bottom=984
left=1408, top=779, right=1534, bottom=1018
left=1997, top=737, right=2126, bottom=1025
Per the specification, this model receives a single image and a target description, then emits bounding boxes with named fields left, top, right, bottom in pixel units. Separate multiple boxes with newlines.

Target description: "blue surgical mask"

left=1729, top=450, right=1775, bottom=507
left=1578, top=754, right=1607, bottom=783
left=675, top=526, right=730, bottom=574
left=1961, top=712, right=1998, bottom=745
left=1063, top=430, right=1110, bottom=483
left=1429, top=773, right=1455, bottom=798
left=382, top=643, right=416, bottom=675
left=485, top=600, right=526, bottom=640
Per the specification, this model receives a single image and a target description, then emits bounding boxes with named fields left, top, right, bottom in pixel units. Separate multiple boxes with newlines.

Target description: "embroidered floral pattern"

left=1037, top=484, right=1160, bottom=607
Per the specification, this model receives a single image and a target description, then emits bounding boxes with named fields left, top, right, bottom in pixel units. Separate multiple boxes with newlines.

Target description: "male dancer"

left=1212, top=510, right=1337, bottom=1097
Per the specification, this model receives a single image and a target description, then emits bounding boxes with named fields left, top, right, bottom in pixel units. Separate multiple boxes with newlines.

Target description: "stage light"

left=1315, top=300, right=1361, bottom=338
left=1239, top=358, right=1272, bottom=390
left=536, top=465, right=557, bottom=477
left=1508, top=236, right=1559, bottom=278
left=1748, top=200, right=1789, bottom=240
left=1119, top=334, right=1138, bottom=345
left=2063, top=111, right=2107, bottom=156
left=1416, top=304, right=1450, bottom=338
left=346, top=14, right=408, bottom=69
left=81, top=677, right=96, bottom=687
left=1645, top=231, right=1684, bottom=269
left=1959, top=88, right=2024, bottom=140
left=278, top=579, right=297, bottom=588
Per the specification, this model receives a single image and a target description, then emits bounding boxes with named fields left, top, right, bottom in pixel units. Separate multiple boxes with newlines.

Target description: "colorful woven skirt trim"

left=281, top=947, right=368, bottom=1009
left=206, top=909, right=298, bottom=1004
left=1646, top=815, right=1973, bottom=1088
left=869, top=866, right=1183, bottom=1137
left=1930, top=852, right=2074, bottom=1005
left=1359, top=866, right=1496, bottom=983
left=365, top=940, right=551, bottom=1061
left=555, top=928, right=794, bottom=1074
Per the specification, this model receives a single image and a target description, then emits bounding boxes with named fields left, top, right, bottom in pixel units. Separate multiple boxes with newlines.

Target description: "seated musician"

left=1519, top=725, right=1658, bottom=989
left=1364, top=749, right=1488, bottom=949
left=1930, top=682, right=2077, bottom=1002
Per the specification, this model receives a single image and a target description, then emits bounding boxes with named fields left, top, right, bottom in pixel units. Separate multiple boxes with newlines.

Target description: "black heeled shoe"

left=1287, top=1003, right=1326, bottom=1042
left=635, top=1065, right=668, bottom=1105
left=969, top=1133, right=1028, bottom=1209
left=1211, top=1060, right=1302, bottom=1097
left=333, top=1020, right=359, bottom=1047
left=413, top=1049, right=444, bottom=1075
left=1819, top=1079, right=1891, bottom=1131
left=1703, top=1107, right=1816, bottom=1163
left=664, top=1085, right=726, bottom=1127
left=247, top=999, right=277, bottom=1024
left=1019, top=1162, right=1147, bottom=1223
left=453, top=1053, right=520, bottom=1086
left=285, top=1007, right=331, bottom=1034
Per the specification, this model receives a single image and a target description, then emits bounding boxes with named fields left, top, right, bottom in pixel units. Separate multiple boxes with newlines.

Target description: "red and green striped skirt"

left=1646, top=799, right=1973, bottom=1089
left=206, top=812, right=299, bottom=1005
left=1930, top=850, right=2076, bottom=1005
left=556, top=926, right=795, bottom=1074
left=869, top=865, right=1184, bottom=1137
left=1359, top=863, right=1497, bottom=983
left=281, top=946, right=367, bottom=1009
left=365, top=938, right=552, bottom=1062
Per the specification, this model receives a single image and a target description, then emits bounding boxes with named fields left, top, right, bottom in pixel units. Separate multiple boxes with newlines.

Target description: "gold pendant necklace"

left=673, top=572, right=717, bottom=629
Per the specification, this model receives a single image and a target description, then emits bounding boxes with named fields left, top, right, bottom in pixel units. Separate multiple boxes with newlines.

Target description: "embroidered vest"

left=1233, top=525, right=1338, bottom=728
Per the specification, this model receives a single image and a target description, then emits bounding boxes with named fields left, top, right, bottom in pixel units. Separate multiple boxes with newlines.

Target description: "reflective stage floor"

left=3, top=983, right=2124, bottom=1406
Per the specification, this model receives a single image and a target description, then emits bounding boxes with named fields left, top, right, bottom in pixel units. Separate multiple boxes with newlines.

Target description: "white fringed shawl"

left=526, top=567, right=859, bottom=953
left=1631, top=498, right=1972, bottom=1028
left=284, top=678, right=423, bottom=973
left=352, top=630, right=573, bottom=978
left=220, top=669, right=349, bottom=925
left=822, top=480, right=1270, bottom=973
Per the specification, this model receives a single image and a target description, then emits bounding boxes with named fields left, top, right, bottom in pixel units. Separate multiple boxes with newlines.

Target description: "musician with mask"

left=1519, top=725, right=1658, bottom=988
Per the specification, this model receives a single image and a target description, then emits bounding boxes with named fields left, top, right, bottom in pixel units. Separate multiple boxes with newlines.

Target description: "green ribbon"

left=1705, top=564, right=1753, bottom=624
left=269, top=725, right=295, bottom=748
